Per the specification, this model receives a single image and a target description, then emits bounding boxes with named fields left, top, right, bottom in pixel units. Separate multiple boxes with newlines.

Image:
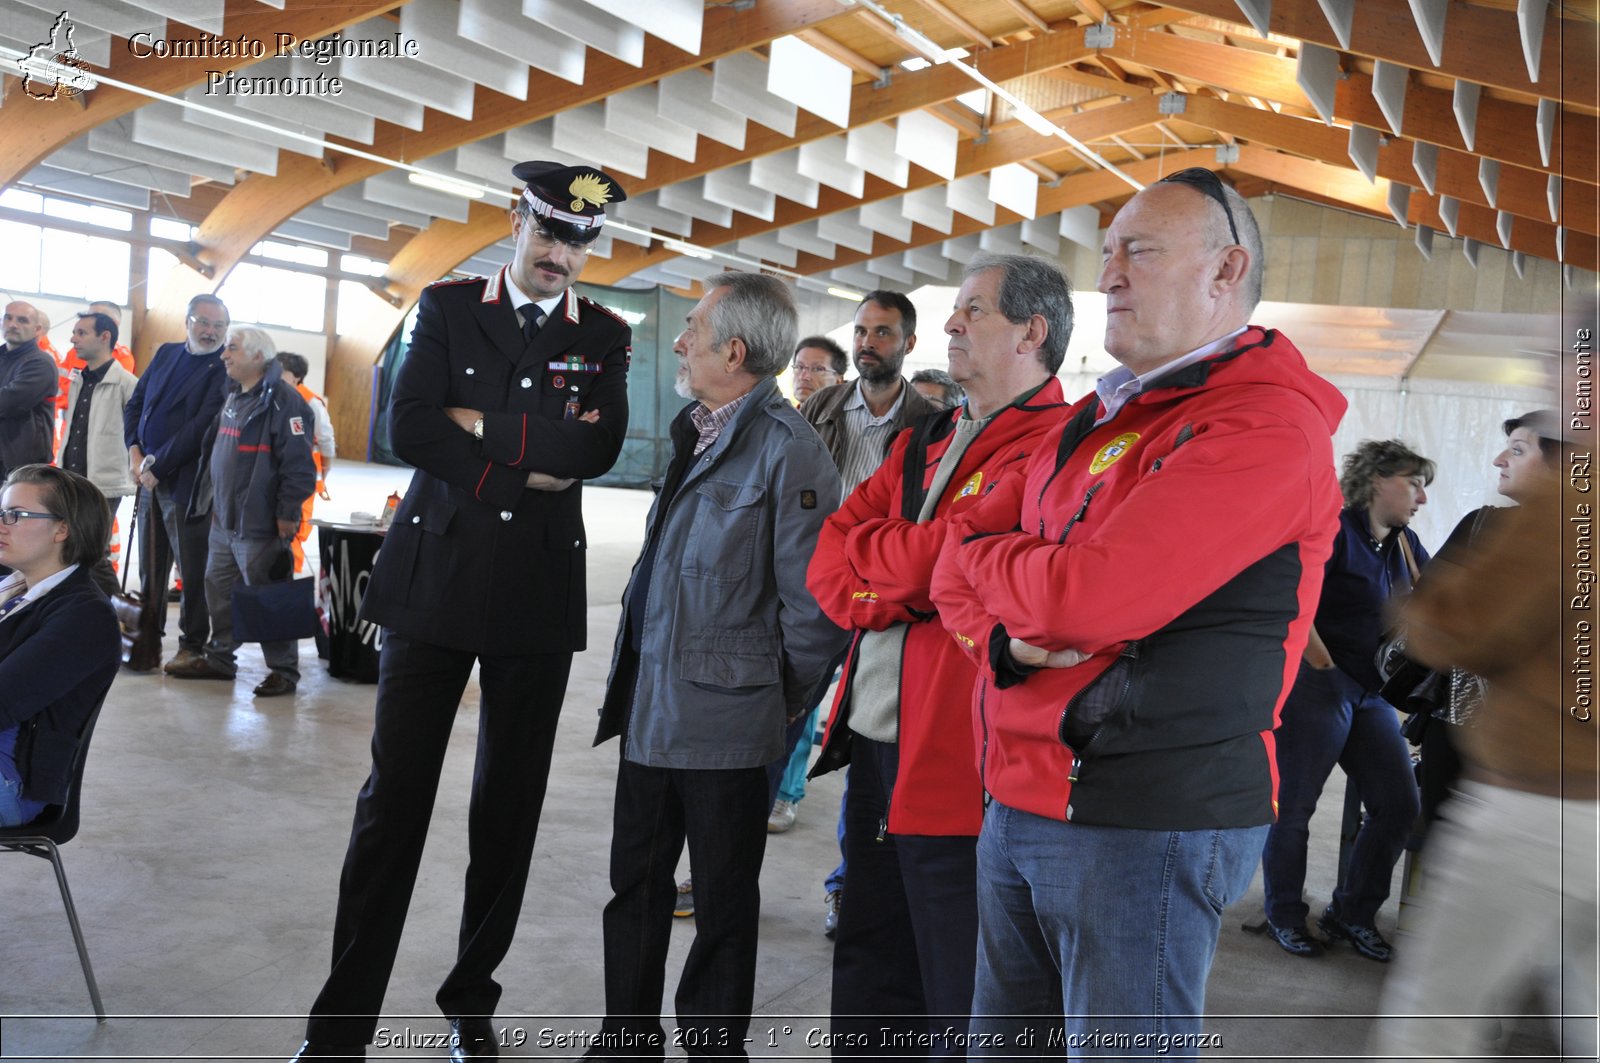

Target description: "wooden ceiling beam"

left=912, top=0, right=998, bottom=50
left=1149, top=0, right=1594, bottom=111
left=995, top=0, right=1051, bottom=35
left=0, top=0, right=400, bottom=188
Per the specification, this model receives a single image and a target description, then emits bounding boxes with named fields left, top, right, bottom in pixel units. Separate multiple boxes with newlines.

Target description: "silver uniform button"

left=465, top=367, right=475, bottom=375
left=570, top=385, right=579, bottom=392
left=411, top=515, right=420, bottom=524
left=520, top=377, right=533, bottom=388
left=573, top=539, right=580, bottom=547
left=500, top=510, right=513, bottom=521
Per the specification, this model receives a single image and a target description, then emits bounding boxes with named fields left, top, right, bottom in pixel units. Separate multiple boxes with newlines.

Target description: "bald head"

left=2, top=302, right=41, bottom=348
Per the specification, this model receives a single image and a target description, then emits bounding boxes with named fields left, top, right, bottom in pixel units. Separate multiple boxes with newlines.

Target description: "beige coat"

left=56, top=360, right=138, bottom=497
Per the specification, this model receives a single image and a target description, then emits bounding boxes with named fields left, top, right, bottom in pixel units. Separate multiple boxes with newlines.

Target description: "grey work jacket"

left=596, top=377, right=847, bottom=769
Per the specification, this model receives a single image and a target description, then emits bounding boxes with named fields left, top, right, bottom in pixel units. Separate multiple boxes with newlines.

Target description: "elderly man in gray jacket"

left=591, top=271, right=845, bottom=1058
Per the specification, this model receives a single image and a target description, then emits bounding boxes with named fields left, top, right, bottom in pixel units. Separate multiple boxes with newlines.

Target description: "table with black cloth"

left=313, top=520, right=386, bottom=683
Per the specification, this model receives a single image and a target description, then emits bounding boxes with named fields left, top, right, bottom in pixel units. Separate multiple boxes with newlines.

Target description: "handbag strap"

left=1396, top=530, right=1421, bottom=586
left=120, top=485, right=141, bottom=594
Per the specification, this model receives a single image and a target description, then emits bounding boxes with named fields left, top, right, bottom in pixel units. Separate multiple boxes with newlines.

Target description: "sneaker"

left=823, top=890, right=841, bottom=939
left=1318, top=904, right=1393, bottom=962
left=767, top=799, right=797, bottom=833
left=1266, top=921, right=1324, bottom=957
left=673, top=877, right=694, bottom=918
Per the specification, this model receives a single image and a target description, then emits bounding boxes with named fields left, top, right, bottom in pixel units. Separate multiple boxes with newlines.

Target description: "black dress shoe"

left=1265, top=920, right=1324, bottom=957
left=451, top=1017, right=499, bottom=1061
left=289, top=1041, right=365, bottom=1061
left=1318, top=904, right=1393, bottom=962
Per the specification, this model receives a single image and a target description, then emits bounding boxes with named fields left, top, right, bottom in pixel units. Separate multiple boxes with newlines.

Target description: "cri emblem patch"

left=956, top=471, right=983, bottom=499
left=1089, top=432, right=1139, bottom=474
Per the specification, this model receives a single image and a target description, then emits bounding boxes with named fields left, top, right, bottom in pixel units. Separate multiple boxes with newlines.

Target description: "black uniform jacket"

left=360, top=267, right=631, bottom=656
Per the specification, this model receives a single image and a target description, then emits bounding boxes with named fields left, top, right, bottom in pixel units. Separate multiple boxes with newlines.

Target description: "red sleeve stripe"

left=513, top=414, right=527, bottom=465
left=475, top=460, right=492, bottom=501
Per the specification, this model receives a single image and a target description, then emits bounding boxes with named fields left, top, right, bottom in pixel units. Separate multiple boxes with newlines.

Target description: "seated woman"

left=0, top=464, right=121, bottom=828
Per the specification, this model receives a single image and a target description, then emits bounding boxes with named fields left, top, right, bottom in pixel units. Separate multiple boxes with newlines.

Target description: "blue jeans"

left=970, top=801, right=1266, bottom=1059
left=1261, top=661, right=1419, bottom=928
left=0, top=771, right=43, bottom=827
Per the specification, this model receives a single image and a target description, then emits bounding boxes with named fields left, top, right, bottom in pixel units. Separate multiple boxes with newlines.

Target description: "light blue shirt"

left=1094, top=327, right=1248, bottom=427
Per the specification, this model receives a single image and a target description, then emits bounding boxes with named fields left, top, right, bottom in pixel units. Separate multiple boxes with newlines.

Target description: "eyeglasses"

left=518, top=211, right=595, bottom=253
left=1158, top=167, right=1241, bottom=247
left=790, top=363, right=838, bottom=377
left=0, top=508, right=59, bottom=525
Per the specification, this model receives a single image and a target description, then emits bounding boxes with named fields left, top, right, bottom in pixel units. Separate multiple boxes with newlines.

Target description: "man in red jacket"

left=806, top=253, right=1072, bottom=1051
left=930, top=169, right=1346, bottom=1056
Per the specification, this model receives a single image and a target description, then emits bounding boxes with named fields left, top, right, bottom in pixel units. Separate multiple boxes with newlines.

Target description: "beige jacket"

left=56, top=360, right=138, bottom=497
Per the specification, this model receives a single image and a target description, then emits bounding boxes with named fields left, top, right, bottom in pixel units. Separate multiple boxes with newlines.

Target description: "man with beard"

left=801, top=291, right=940, bottom=495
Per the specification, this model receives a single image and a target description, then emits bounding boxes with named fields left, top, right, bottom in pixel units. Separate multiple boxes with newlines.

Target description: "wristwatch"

left=473, top=416, right=484, bottom=440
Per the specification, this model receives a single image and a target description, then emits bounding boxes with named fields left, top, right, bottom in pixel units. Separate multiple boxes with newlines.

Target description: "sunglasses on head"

left=1157, top=167, right=1242, bottom=247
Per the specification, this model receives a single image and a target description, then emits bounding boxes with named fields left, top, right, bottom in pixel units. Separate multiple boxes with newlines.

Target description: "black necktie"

left=522, top=305, right=544, bottom=346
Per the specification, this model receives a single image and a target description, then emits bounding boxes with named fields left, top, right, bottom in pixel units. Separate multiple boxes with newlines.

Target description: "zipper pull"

left=876, top=816, right=888, bottom=843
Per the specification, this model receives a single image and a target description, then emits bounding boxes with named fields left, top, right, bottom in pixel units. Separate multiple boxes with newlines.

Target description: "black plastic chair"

left=0, top=692, right=111, bottom=1022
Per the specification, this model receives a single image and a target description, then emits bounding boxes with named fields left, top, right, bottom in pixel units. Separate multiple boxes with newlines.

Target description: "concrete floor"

left=4, top=461, right=1404, bottom=1062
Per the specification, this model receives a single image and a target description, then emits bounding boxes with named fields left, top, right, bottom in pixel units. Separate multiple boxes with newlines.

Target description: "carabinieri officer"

left=293, top=160, right=631, bottom=1063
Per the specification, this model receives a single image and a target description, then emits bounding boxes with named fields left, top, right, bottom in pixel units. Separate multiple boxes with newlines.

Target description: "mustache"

left=534, top=260, right=570, bottom=277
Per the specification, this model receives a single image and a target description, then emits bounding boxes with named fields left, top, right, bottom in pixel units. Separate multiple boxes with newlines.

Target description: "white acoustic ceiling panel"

left=775, top=221, right=836, bottom=259
left=88, top=117, right=237, bottom=184
left=551, top=104, right=651, bottom=178
left=659, top=255, right=724, bottom=284
left=946, top=175, right=996, bottom=224
left=902, top=246, right=950, bottom=279
left=46, top=140, right=191, bottom=196
left=768, top=35, right=852, bottom=128
left=317, top=70, right=427, bottom=131
left=14, top=0, right=151, bottom=38
left=604, top=222, right=652, bottom=248
left=797, top=137, right=865, bottom=197
left=402, top=0, right=528, bottom=100
left=901, top=186, right=954, bottom=233
left=895, top=110, right=959, bottom=180
left=606, top=86, right=698, bottom=163
left=705, top=165, right=776, bottom=223
left=658, top=183, right=733, bottom=228
left=133, top=102, right=279, bottom=176
left=362, top=170, right=473, bottom=224
left=138, top=0, right=224, bottom=35
left=611, top=192, right=693, bottom=237
left=339, top=19, right=476, bottom=121
left=737, top=235, right=798, bottom=268
left=979, top=224, right=1024, bottom=254
left=234, top=61, right=378, bottom=144
left=1020, top=216, right=1060, bottom=255
left=988, top=164, right=1039, bottom=219
left=293, top=203, right=391, bottom=240
left=324, top=188, right=434, bottom=230
left=23, top=165, right=151, bottom=210
left=272, top=220, right=352, bottom=250
left=572, top=0, right=703, bottom=55
left=1058, top=205, right=1100, bottom=251
left=658, top=68, right=747, bottom=151
left=846, top=123, right=910, bottom=187
left=866, top=254, right=913, bottom=284
left=453, top=138, right=520, bottom=186
left=750, top=150, right=820, bottom=209
left=817, top=210, right=874, bottom=255
left=458, top=0, right=585, bottom=84
left=712, top=52, right=798, bottom=137
left=942, top=233, right=981, bottom=264
left=523, top=0, right=644, bottom=66
left=3, top=2, right=111, bottom=65
left=859, top=199, right=914, bottom=243
left=504, top=120, right=587, bottom=170
left=180, top=89, right=323, bottom=159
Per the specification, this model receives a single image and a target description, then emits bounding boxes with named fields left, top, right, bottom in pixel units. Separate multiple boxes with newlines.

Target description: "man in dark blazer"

left=294, top=160, right=632, bottom=1063
left=0, top=301, right=59, bottom=485
left=122, top=293, right=230, bottom=671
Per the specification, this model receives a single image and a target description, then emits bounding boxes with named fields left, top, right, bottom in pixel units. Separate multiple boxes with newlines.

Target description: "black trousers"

left=138, top=483, right=211, bottom=650
left=831, top=737, right=979, bottom=1060
left=305, top=632, right=572, bottom=1045
left=598, top=756, right=770, bottom=1059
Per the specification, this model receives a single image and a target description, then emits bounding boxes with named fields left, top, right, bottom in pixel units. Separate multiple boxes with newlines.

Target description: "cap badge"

left=568, top=173, right=613, bottom=211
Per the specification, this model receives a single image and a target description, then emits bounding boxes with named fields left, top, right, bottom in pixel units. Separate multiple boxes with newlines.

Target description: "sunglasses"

left=1158, top=167, right=1242, bottom=247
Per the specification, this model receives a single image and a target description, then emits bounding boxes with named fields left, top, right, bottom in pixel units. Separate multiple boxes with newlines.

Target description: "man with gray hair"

left=167, top=326, right=314, bottom=698
left=0, top=301, right=58, bottom=487
left=808, top=252, right=1073, bottom=1050
left=589, top=271, right=845, bottom=1057
left=931, top=169, right=1347, bottom=1054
